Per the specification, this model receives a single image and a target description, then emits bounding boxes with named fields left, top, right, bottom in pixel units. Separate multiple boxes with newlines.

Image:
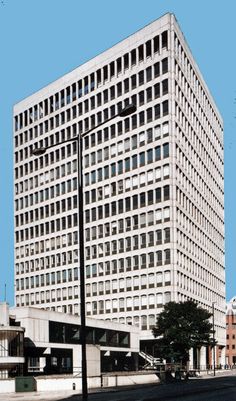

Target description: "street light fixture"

left=32, top=103, right=136, bottom=400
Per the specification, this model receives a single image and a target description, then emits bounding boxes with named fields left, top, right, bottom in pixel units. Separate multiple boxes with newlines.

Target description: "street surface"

left=1, top=372, right=236, bottom=401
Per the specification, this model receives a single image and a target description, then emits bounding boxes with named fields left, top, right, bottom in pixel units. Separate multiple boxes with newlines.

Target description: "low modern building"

left=226, top=297, right=236, bottom=366
left=0, top=303, right=24, bottom=378
left=1, top=303, right=140, bottom=377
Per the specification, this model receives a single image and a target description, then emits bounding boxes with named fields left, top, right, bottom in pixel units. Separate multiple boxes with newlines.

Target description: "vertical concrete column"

left=199, top=347, right=207, bottom=371
left=133, top=353, right=139, bottom=371
left=189, top=348, right=194, bottom=370
left=73, top=345, right=82, bottom=376
left=220, top=347, right=226, bottom=368
left=40, top=357, right=46, bottom=373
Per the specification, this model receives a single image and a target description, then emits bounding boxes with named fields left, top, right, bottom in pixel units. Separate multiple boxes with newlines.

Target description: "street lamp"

left=32, top=103, right=136, bottom=400
left=212, top=302, right=216, bottom=376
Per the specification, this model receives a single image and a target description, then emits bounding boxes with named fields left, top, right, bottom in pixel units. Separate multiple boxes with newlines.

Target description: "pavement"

left=1, top=370, right=236, bottom=401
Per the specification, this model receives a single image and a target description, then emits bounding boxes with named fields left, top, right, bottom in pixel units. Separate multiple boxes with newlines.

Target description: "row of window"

left=15, top=143, right=170, bottom=213
left=175, top=102, right=223, bottom=186
left=226, top=345, right=236, bottom=350
left=15, top=121, right=169, bottom=196
left=177, top=254, right=224, bottom=292
left=84, top=187, right=170, bottom=224
left=85, top=240, right=171, bottom=262
left=174, top=33, right=222, bottom=135
left=177, top=272, right=223, bottom=302
left=175, top=65, right=220, bottom=146
left=177, top=228, right=223, bottom=272
left=84, top=122, right=169, bottom=167
left=15, top=213, right=78, bottom=243
left=16, top=286, right=79, bottom=306
left=15, top=142, right=77, bottom=180
left=176, top=162, right=223, bottom=221
left=14, top=190, right=74, bottom=217
left=16, top=249, right=78, bottom=271
left=177, top=186, right=223, bottom=246
left=86, top=271, right=171, bottom=297
left=175, top=75, right=223, bottom=163
left=14, top=31, right=168, bottom=130
left=84, top=143, right=169, bottom=187
left=86, top=222, right=170, bottom=243
left=15, top=205, right=170, bottom=257
left=16, top=218, right=170, bottom=267
left=15, top=160, right=77, bottom=195
left=85, top=165, right=170, bottom=206
left=85, top=249, right=170, bottom=278
left=15, top=291, right=160, bottom=330
left=15, top=69, right=169, bottom=154
left=16, top=267, right=79, bottom=290
left=177, top=214, right=224, bottom=274
left=15, top=97, right=169, bottom=181
left=175, top=106, right=223, bottom=190
left=16, top=188, right=171, bottom=242
left=86, top=291, right=171, bottom=316
left=15, top=232, right=78, bottom=261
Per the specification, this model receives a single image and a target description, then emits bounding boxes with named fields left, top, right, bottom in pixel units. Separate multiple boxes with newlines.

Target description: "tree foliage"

left=152, top=300, right=214, bottom=363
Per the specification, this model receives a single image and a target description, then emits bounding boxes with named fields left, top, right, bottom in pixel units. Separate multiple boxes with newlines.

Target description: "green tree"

left=152, top=300, right=214, bottom=364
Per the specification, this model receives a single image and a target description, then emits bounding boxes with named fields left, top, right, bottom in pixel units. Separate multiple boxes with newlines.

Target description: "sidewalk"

left=1, top=371, right=236, bottom=401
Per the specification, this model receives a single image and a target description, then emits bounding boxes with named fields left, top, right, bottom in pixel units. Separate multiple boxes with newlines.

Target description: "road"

left=2, top=374, right=236, bottom=401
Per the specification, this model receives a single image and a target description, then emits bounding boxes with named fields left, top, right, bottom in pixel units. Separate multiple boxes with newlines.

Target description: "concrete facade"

left=13, top=13, right=225, bottom=358
left=10, top=306, right=139, bottom=375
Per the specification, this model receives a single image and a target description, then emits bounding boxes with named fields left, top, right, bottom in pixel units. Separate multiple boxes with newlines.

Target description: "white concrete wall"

left=36, top=373, right=159, bottom=392
left=36, top=377, right=82, bottom=392
left=0, top=373, right=159, bottom=393
left=0, top=379, right=15, bottom=393
left=117, top=373, right=158, bottom=386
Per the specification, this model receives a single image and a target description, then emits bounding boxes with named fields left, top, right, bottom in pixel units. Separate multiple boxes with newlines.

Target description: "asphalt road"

left=2, top=374, right=236, bottom=401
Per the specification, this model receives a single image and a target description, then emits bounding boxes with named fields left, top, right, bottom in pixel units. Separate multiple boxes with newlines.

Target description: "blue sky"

left=0, top=0, right=235, bottom=305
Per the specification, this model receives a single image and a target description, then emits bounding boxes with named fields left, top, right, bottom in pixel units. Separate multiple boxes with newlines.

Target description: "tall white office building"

left=14, top=13, right=225, bottom=362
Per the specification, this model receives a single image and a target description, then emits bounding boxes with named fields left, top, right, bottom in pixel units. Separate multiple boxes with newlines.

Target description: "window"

left=139, top=71, right=144, bottom=86
left=163, top=143, right=169, bottom=158
left=164, top=249, right=170, bottom=264
left=162, top=30, right=168, bottom=49
left=138, top=45, right=144, bottom=62
left=162, top=58, right=168, bottom=74
left=163, top=164, right=169, bottom=178
left=164, top=185, right=170, bottom=200
left=154, top=125, right=161, bottom=140
left=156, top=209, right=162, bottom=222
left=146, top=41, right=151, bottom=58
left=131, top=74, right=137, bottom=89
left=163, top=122, right=169, bottom=136
left=162, top=100, right=169, bottom=116
left=154, top=83, right=160, bottom=98
left=139, top=152, right=145, bottom=167
left=155, top=146, right=161, bottom=161
left=154, top=62, right=160, bottom=77
left=155, top=104, right=160, bottom=120
left=147, top=149, right=153, bottom=163
left=162, top=79, right=168, bottom=95
left=154, top=35, right=159, bottom=53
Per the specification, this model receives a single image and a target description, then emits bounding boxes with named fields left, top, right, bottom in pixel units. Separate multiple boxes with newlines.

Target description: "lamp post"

left=32, top=103, right=136, bottom=400
left=212, top=302, right=216, bottom=376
